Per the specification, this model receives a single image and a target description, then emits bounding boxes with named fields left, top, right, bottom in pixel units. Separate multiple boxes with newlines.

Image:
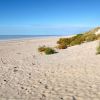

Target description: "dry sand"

left=0, top=37, right=100, bottom=100
left=95, top=29, right=100, bottom=35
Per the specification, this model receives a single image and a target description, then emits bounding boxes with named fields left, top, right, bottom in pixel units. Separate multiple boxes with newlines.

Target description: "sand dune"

left=0, top=37, right=100, bottom=100
left=95, top=29, right=100, bottom=35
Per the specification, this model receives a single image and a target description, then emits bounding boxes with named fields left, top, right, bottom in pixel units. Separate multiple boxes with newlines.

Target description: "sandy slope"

left=95, top=29, right=100, bottom=35
left=0, top=37, right=100, bottom=100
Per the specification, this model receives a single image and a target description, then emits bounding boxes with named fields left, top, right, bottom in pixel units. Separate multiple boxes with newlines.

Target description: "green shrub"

left=57, top=33, right=97, bottom=49
left=72, top=34, right=83, bottom=40
left=44, top=47, right=56, bottom=55
left=83, top=33, right=97, bottom=42
left=38, top=46, right=57, bottom=55
left=76, top=34, right=83, bottom=37
left=38, top=46, right=46, bottom=52
left=57, top=44, right=67, bottom=49
left=57, top=38, right=71, bottom=46
left=96, top=42, right=100, bottom=55
left=70, top=39, right=83, bottom=46
left=70, top=34, right=85, bottom=46
left=57, top=34, right=85, bottom=48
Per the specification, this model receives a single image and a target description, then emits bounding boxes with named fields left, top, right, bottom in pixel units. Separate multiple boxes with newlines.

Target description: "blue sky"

left=0, top=0, right=100, bottom=35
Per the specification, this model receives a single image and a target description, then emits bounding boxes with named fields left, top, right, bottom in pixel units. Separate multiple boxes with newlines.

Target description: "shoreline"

left=0, top=35, right=61, bottom=43
left=0, top=35, right=75, bottom=43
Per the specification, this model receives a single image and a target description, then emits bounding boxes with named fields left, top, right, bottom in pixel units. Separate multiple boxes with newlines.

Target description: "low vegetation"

left=96, top=41, right=100, bottom=55
left=38, top=45, right=46, bottom=52
left=38, top=27, right=100, bottom=55
left=38, top=46, right=56, bottom=55
left=57, top=44, right=67, bottom=49
left=57, top=32, right=98, bottom=49
left=83, top=33, right=97, bottom=42
left=44, top=47, right=56, bottom=55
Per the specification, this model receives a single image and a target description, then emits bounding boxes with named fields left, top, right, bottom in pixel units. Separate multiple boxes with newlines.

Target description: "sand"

left=0, top=37, right=100, bottom=100
left=95, top=29, right=100, bottom=35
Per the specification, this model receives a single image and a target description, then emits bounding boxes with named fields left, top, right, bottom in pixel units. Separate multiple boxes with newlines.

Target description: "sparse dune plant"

left=38, top=46, right=56, bottom=55
left=70, top=39, right=82, bottom=46
left=38, top=28, right=100, bottom=54
left=38, top=45, right=46, bottom=52
left=57, top=33, right=98, bottom=49
left=57, top=38, right=71, bottom=46
left=44, top=47, right=56, bottom=55
left=96, top=41, right=100, bottom=55
left=84, top=33, right=97, bottom=42
left=57, top=34, right=85, bottom=48
left=70, top=34, right=85, bottom=46
left=57, top=44, right=67, bottom=49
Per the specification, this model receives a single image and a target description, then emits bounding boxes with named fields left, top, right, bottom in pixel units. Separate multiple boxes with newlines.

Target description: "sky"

left=0, top=0, right=100, bottom=35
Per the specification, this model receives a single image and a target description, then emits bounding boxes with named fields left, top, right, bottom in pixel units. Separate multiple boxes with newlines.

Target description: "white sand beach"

left=0, top=37, right=100, bottom=100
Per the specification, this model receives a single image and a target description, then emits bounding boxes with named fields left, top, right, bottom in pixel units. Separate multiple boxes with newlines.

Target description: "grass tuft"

left=44, top=47, right=56, bottom=55
left=38, top=46, right=57, bottom=55
left=38, top=45, right=46, bottom=52
left=96, top=41, right=100, bottom=55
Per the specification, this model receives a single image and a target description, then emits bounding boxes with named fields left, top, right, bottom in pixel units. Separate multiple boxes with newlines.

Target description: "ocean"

left=0, top=35, right=59, bottom=41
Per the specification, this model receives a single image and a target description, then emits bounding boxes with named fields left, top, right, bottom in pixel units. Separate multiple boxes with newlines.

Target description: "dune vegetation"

left=96, top=41, right=100, bottom=55
left=38, top=46, right=56, bottom=55
left=38, top=27, right=100, bottom=55
left=57, top=33, right=98, bottom=49
left=57, top=27, right=100, bottom=49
